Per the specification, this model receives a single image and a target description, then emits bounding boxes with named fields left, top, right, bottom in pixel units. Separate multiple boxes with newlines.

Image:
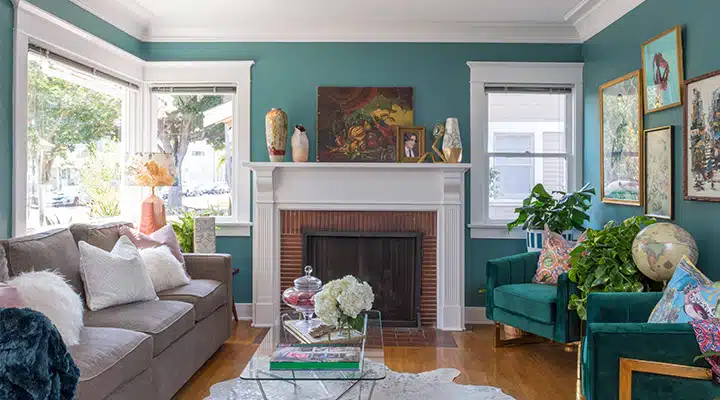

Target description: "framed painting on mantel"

left=316, top=87, right=413, bottom=162
left=600, top=70, right=644, bottom=206
left=642, top=26, right=684, bottom=114
left=684, top=70, right=720, bottom=202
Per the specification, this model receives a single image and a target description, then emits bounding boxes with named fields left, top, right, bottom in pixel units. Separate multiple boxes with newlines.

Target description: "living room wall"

left=1, top=0, right=584, bottom=307
left=583, top=0, right=720, bottom=278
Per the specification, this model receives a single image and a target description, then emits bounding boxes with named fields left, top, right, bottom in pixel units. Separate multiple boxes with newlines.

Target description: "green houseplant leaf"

left=507, top=183, right=595, bottom=233
left=567, top=215, right=659, bottom=320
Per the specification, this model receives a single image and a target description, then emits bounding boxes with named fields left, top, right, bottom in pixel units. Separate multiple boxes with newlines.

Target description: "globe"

left=632, top=223, right=699, bottom=282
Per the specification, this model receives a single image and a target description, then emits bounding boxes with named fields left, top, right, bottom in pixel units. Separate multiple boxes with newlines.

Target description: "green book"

left=269, top=344, right=361, bottom=371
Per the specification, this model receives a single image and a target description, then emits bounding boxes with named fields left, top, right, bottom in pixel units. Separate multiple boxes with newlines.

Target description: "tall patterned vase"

left=193, top=216, right=216, bottom=253
left=443, top=117, right=463, bottom=163
left=291, top=125, right=309, bottom=162
left=265, top=108, right=289, bottom=162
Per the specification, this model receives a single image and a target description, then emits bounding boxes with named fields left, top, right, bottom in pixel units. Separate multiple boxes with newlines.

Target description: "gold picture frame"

left=642, top=26, right=684, bottom=114
left=644, top=126, right=673, bottom=220
left=397, top=126, right=426, bottom=163
left=600, top=70, right=644, bottom=206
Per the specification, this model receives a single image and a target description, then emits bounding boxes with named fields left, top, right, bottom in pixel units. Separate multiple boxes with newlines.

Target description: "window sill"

left=468, top=223, right=525, bottom=240
left=217, top=221, right=252, bottom=237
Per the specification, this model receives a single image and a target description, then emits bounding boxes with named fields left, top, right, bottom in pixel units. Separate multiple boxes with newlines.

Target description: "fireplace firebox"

left=302, top=230, right=422, bottom=327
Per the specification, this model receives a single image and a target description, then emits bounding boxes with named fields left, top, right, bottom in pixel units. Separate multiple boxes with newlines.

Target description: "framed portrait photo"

left=644, top=126, right=673, bottom=219
left=397, top=126, right=425, bottom=163
left=684, top=69, right=720, bottom=202
left=642, top=26, right=684, bottom=114
left=600, top=70, right=644, bottom=206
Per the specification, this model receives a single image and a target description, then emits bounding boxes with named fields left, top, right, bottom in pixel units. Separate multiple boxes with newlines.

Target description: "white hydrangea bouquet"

left=313, top=275, right=374, bottom=333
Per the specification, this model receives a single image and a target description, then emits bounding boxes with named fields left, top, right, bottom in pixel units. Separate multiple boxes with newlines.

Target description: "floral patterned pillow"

left=532, top=226, right=585, bottom=285
left=648, top=257, right=715, bottom=323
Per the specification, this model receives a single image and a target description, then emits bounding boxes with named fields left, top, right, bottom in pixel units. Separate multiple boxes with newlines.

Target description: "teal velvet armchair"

left=582, top=292, right=718, bottom=400
left=486, top=252, right=581, bottom=344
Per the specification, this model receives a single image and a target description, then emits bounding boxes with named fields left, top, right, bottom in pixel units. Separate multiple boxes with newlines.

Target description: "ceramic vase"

left=193, top=216, right=216, bottom=253
left=265, top=108, right=288, bottom=162
left=525, top=229, right=576, bottom=252
left=291, top=125, right=309, bottom=162
left=442, top=117, right=463, bottom=163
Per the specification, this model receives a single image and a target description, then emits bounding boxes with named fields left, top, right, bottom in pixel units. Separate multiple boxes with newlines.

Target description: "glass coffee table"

left=240, top=310, right=386, bottom=400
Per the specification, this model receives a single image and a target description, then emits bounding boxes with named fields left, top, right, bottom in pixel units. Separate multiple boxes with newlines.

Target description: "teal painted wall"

left=582, top=0, right=720, bottom=278
left=0, top=1, right=13, bottom=239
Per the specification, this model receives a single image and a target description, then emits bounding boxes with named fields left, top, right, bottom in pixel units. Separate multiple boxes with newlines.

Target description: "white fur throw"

left=79, top=236, right=157, bottom=311
left=140, top=245, right=190, bottom=292
left=7, top=270, right=84, bottom=346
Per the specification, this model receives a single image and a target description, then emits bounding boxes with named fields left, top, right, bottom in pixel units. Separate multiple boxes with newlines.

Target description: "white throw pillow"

left=79, top=235, right=157, bottom=311
left=140, top=245, right=190, bottom=292
left=7, top=270, right=84, bottom=346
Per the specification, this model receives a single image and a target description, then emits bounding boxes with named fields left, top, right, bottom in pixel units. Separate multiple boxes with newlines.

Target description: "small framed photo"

left=644, top=126, right=673, bottom=219
left=397, top=126, right=425, bottom=163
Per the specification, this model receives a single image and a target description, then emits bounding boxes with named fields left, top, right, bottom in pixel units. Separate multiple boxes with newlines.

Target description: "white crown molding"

left=565, top=0, right=646, bottom=42
left=68, top=0, right=153, bottom=41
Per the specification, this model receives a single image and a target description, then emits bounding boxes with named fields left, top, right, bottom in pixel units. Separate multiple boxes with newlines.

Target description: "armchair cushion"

left=486, top=252, right=540, bottom=320
left=586, top=292, right=663, bottom=324
left=494, top=284, right=556, bottom=324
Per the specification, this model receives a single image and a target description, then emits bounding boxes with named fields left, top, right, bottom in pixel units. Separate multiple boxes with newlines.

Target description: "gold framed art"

left=600, top=70, right=644, bottom=206
left=642, top=26, right=684, bottom=114
left=397, top=126, right=425, bottom=163
left=644, top=126, right=673, bottom=219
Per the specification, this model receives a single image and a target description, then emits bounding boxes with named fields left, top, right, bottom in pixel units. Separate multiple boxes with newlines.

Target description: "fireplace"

left=303, top=230, right=422, bottom=327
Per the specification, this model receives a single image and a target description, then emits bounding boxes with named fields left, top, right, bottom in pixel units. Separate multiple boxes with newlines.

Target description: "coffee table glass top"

left=240, top=310, right=385, bottom=381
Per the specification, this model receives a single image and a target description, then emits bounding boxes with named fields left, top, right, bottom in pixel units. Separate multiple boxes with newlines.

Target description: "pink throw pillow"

left=0, top=282, right=25, bottom=308
left=120, top=224, right=185, bottom=265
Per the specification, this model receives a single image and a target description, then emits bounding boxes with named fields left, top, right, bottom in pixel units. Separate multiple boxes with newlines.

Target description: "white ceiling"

left=69, top=0, right=646, bottom=43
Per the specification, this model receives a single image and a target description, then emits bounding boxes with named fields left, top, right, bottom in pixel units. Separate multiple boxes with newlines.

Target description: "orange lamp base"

left=139, top=193, right=166, bottom=234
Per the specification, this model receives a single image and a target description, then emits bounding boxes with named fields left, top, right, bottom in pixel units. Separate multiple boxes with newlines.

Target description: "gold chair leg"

left=493, top=323, right=547, bottom=348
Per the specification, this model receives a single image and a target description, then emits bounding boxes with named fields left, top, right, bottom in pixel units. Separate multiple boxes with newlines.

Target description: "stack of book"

left=269, top=344, right=361, bottom=371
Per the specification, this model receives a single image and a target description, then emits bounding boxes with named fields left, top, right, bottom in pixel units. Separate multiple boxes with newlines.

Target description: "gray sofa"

left=0, top=222, right=233, bottom=400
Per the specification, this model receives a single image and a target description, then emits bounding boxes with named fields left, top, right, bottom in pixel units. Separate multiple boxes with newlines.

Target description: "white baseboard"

left=465, top=306, right=492, bottom=325
left=234, top=303, right=253, bottom=321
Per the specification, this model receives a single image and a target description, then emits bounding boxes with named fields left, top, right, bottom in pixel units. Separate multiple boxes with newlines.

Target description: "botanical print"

left=601, top=71, right=643, bottom=205
left=317, top=87, right=413, bottom=162
left=645, top=127, right=673, bottom=219
left=643, top=26, right=684, bottom=113
left=125, top=153, right=177, bottom=187
left=685, top=71, right=720, bottom=201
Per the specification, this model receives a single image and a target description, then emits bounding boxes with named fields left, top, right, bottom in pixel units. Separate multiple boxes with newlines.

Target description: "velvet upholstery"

left=582, top=292, right=719, bottom=400
left=486, top=252, right=580, bottom=343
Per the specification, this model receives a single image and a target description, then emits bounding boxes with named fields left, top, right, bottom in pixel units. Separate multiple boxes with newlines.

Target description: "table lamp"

left=126, top=152, right=177, bottom=234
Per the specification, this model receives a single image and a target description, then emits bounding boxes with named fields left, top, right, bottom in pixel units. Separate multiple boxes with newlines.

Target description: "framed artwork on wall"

left=600, top=70, right=644, bottom=206
left=397, top=126, right=426, bottom=163
left=684, top=70, right=720, bottom=202
left=316, top=87, right=414, bottom=162
left=642, top=26, right=684, bottom=114
left=644, top=126, right=673, bottom=219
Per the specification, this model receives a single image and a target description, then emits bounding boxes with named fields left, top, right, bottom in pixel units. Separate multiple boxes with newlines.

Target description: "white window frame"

left=467, top=62, right=584, bottom=239
left=13, top=1, right=254, bottom=237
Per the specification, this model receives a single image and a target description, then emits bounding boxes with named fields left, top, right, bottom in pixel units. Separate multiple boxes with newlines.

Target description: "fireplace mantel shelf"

left=243, top=162, right=470, bottom=171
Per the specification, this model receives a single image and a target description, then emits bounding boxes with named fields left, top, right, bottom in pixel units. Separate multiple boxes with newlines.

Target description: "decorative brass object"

left=417, top=122, right=448, bottom=163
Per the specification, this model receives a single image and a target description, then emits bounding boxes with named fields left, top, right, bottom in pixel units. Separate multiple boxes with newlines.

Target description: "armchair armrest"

left=486, top=252, right=539, bottom=319
left=585, top=322, right=701, bottom=400
left=586, top=292, right=663, bottom=324
left=555, top=273, right=580, bottom=342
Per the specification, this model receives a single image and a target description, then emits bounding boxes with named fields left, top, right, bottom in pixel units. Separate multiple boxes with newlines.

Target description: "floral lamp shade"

left=125, top=153, right=177, bottom=188
left=125, top=153, right=177, bottom=234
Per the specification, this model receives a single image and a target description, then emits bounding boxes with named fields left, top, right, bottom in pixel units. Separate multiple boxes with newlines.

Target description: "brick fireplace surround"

left=280, top=210, right=438, bottom=326
left=244, top=162, right=470, bottom=331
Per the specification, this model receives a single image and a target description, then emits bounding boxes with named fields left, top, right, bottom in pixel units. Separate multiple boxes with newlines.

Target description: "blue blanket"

left=0, top=308, right=79, bottom=400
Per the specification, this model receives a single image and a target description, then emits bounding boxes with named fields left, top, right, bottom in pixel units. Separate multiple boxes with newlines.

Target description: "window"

left=25, top=48, right=132, bottom=233
left=468, top=62, right=583, bottom=239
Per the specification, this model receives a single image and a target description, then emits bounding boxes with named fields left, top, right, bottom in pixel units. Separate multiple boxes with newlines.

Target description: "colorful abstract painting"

left=642, top=26, right=684, bottom=114
left=684, top=70, right=720, bottom=202
left=600, top=71, right=644, bottom=206
left=644, top=126, right=673, bottom=219
left=317, top=87, right=413, bottom=162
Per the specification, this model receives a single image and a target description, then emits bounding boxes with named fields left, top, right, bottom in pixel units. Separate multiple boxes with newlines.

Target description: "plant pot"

left=525, top=229, right=576, bottom=252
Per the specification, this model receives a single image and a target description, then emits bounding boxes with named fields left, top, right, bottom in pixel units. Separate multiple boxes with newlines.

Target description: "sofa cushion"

left=84, top=300, right=195, bottom=356
left=0, top=228, right=83, bottom=295
left=70, top=222, right=134, bottom=252
left=158, top=279, right=226, bottom=321
left=494, top=283, right=557, bottom=324
left=70, top=327, right=152, bottom=400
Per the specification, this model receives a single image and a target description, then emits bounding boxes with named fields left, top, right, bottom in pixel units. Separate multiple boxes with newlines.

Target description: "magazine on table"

left=269, top=344, right=362, bottom=371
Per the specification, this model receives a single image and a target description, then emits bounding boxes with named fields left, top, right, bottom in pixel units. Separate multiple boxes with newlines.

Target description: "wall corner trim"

left=566, top=0, right=646, bottom=42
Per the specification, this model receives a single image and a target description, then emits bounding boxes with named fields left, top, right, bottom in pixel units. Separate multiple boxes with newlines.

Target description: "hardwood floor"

left=174, top=322, right=580, bottom=400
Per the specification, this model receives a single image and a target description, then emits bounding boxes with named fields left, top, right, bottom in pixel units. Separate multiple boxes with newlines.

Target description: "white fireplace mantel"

left=243, top=162, right=471, bottom=331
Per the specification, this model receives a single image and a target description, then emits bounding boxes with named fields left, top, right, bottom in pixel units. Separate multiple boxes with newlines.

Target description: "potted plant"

left=507, top=183, right=595, bottom=252
left=567, top=216, right=662, bottom=320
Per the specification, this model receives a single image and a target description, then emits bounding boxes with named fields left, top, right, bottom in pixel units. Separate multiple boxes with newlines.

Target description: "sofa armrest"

left=585, top=322, right=702, bottom=400
left=586, top=292, right=663, bottom=324
left=184, top=253, right=232, bottom=285
left=486, top=252, right=539, bottom=319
